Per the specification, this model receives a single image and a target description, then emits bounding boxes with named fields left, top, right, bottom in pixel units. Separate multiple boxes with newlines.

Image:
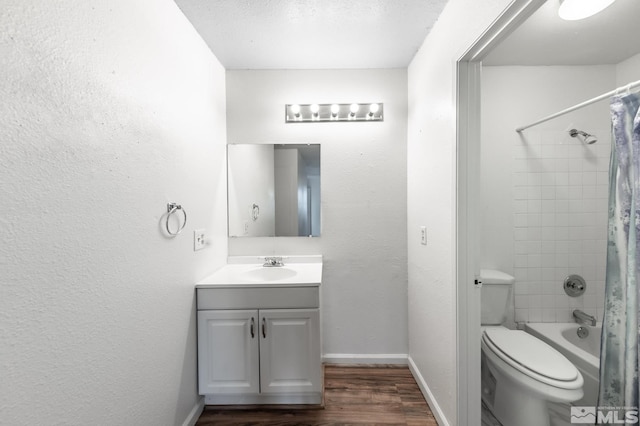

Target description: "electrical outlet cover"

left=194, top=229, right=206, bottom=251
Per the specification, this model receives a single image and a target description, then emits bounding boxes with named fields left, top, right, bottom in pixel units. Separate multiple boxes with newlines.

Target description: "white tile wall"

left=512, top=129, right=610, bottom=323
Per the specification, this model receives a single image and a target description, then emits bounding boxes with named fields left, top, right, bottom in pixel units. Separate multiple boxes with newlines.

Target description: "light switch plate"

left=420, top=226, right=427, bottom=245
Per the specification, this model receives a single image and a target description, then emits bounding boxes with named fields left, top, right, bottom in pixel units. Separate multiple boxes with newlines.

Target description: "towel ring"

left=166, top=203, right=187, bottom=236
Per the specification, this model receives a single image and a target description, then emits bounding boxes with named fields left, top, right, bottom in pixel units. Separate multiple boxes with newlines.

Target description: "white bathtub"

left=525, top=322, right=601, bottom=415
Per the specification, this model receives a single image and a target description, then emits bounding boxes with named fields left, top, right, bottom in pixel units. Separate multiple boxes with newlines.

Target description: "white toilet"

left=480, top=269, right=584, bottom=426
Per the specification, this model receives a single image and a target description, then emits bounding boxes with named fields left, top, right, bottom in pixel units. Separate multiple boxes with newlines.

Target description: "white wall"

left=0, top=1, right=227, bottom=425
left=406, top=1, right=512, bottom=424
left=616, top=52, right=640, bottom=85
left=226, top=69, right=408, bottom=359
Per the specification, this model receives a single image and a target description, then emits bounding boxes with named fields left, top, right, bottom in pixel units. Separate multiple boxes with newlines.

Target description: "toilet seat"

left=482, top=329, right=582, bottom=390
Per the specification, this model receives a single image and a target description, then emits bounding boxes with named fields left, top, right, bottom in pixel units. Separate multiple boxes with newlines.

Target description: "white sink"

left=241, top=267, right=298, bottom=282
left=196, top=255, right=322, bottom=287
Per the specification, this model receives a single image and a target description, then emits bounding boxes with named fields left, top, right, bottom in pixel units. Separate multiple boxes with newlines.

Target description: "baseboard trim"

left=182, top=397, right=205, bottom=426
left=408, top=356, right=450, bottom=426
left=322, top=353, right=408, bottom=365
left=204, top=393, right=322, bottom=405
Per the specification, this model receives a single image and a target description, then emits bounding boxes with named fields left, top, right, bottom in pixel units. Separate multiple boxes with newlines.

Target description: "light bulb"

left=558, top=0, right=616, bottom=20
left=349, top=103, right=360, bottom=117
left=330, top=104, right=340, bottom=117
left=310, top=104, right=319, bottom=118
left=367, top=104, right=380, bottom=118
left=291, top=104, right=301, bottom=117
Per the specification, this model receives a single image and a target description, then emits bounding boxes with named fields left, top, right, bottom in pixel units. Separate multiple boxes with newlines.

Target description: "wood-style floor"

left=196, top=365, right=439, bottom=425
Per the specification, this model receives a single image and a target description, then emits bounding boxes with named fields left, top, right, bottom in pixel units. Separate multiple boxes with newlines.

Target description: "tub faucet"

left=263, top=256, right=284, bottom=267
left=573, top=309, right=596, bottom=326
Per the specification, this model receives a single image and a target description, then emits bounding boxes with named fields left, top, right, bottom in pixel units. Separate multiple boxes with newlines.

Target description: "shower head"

left=569, top=128, right=597, bottom=144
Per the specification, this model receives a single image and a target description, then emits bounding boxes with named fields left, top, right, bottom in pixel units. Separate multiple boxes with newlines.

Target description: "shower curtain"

left=599, top=92, right=640, bottom=420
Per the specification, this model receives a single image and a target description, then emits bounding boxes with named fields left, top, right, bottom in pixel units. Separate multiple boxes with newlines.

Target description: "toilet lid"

left=483, top=329, right=578, bottom=382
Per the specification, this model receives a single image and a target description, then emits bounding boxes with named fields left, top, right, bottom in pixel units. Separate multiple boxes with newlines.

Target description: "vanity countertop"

left=196, top=255, right=322, bottom=288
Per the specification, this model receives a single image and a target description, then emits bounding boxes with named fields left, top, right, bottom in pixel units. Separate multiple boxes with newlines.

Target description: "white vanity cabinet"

left=196, top=284, right=322, bottom=405
left=197, top=309, right=259, bottom=395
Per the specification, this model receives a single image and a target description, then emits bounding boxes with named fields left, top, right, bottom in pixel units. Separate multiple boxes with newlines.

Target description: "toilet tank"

left=480, top=269, right=515, bottom=325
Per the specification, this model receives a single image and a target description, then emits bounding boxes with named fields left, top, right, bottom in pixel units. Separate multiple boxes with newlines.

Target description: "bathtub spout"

left=573, top=309, right=596, bottom=326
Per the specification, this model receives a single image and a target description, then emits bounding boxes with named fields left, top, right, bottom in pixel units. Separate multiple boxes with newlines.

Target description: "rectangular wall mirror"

left=228, top=144, right=321, bottom=237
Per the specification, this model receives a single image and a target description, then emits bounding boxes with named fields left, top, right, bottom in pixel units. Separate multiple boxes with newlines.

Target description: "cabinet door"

left=259, top=309, right=321, bottom=394
left=197, top=310, right=259, bottom=395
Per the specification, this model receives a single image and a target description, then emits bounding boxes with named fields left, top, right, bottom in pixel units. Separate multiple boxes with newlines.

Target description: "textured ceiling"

left=485, top=0, right=640, bottom=66
left=174, top=0, right=449, bottom=69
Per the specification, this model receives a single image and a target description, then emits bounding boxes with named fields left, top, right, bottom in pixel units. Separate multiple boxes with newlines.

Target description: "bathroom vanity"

left=196, top=256, right=322, bottom=405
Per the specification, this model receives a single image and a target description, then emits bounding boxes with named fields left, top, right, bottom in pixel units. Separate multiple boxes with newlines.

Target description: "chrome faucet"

left=573, top=309, right=596, bottom=326
left=263, top=256, right=284, bottom=267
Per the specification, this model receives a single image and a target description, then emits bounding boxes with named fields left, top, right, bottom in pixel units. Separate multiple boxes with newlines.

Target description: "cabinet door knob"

left=262, top=317, right=267, bottom=338
left=250, top=317, right=255, bottom=338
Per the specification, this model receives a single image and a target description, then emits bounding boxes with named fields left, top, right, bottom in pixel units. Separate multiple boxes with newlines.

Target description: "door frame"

left=455, top=1, right=545, bottom=424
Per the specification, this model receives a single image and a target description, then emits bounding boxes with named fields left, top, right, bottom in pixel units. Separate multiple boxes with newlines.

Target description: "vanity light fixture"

left=285, top=103, right=383, bottom=123
left=558, top=0, right=616, bottom=20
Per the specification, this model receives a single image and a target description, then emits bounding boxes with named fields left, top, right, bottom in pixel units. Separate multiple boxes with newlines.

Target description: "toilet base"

left=482, top=350, right=560, bottom=426
left=492, top=381, right=550, bottom=426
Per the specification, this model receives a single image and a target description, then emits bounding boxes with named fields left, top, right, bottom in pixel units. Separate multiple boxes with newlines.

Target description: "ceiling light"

left=558, top=0, right=616, bottom=20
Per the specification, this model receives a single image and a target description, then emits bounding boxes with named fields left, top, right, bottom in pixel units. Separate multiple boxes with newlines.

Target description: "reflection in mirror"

left=228, top=144, right=321, bottom=237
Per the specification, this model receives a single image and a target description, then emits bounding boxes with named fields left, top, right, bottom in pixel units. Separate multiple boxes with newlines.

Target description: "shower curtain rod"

left=515, top=80, right=640, bottom=133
